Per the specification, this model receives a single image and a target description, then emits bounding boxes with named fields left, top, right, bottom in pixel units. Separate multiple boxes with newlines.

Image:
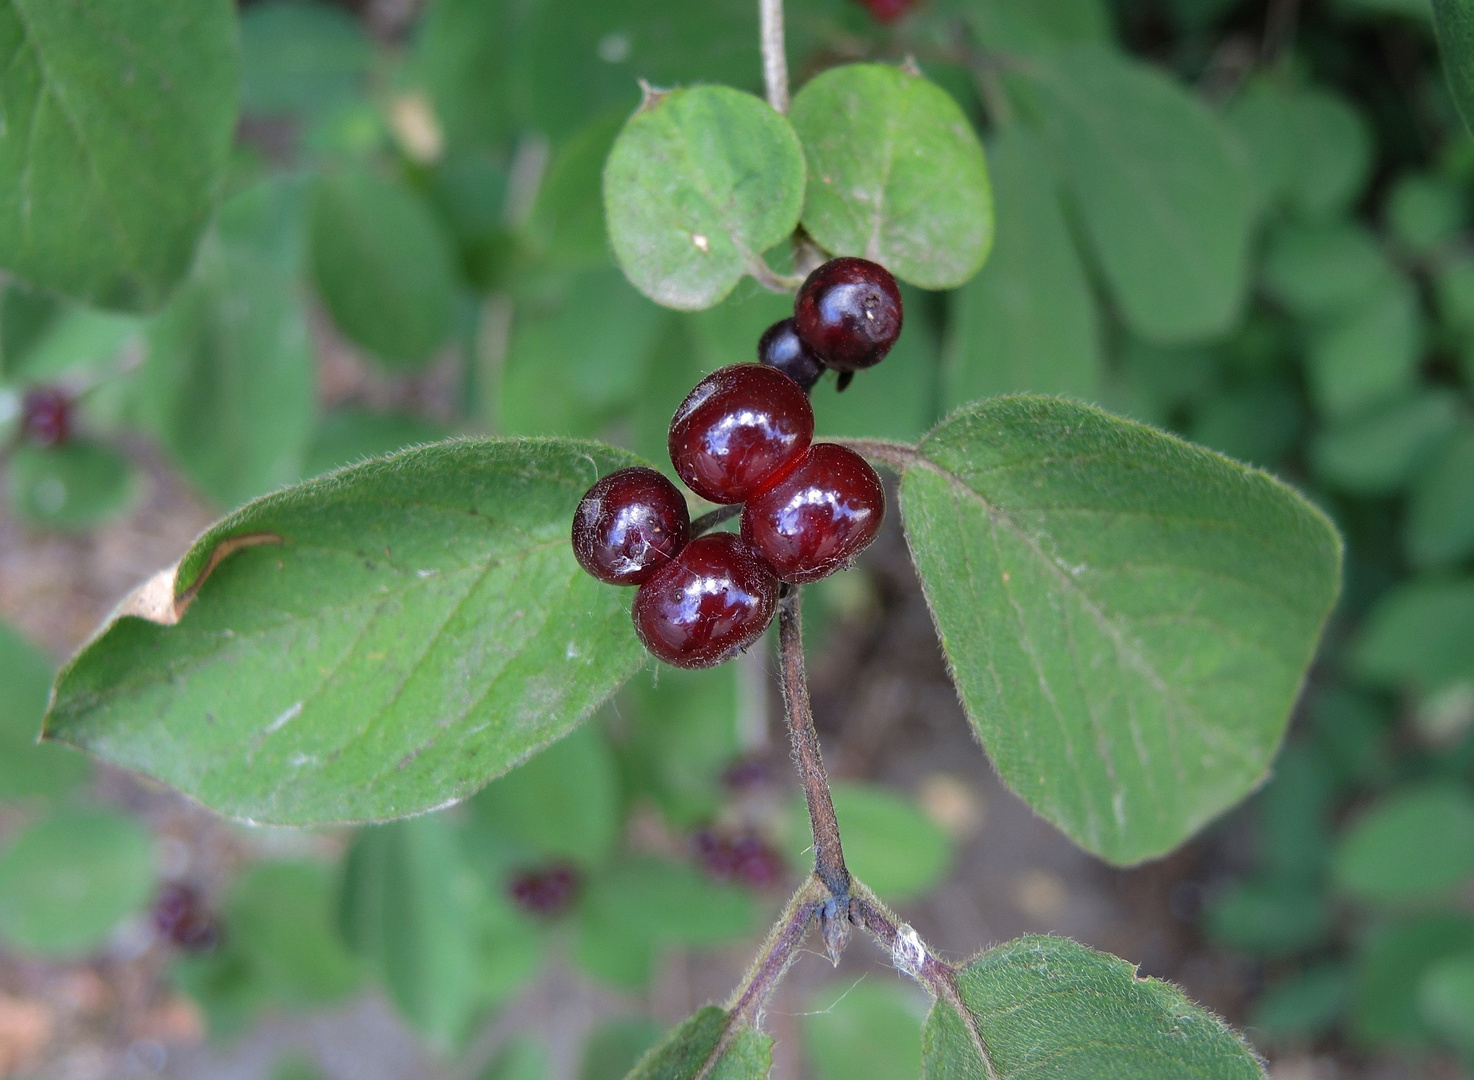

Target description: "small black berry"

left=757, top=318, right=825, bottom=391
left=509, top=863, right=581, bottom=918
left=20, top=387, right=72, bottom=447
left=151, top=883, right=221, bottom=952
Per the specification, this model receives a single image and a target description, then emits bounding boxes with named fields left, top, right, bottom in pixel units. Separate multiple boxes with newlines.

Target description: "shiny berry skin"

left=151, top=883, right=221, bottom=952
left=509, top=863, right=580, bottom=918
left=668, top=365, right=813, bottom=504
left=20, top=387, right=72, bottom=447
left=794, top=257, right=903, bottom=372
left=757, top=318, right=825, bottom=391
left=572, top=467, right=690, bottom=586
left=632, top=532, right=779, bottom=669
left=741, top=444, right=885, bottom=584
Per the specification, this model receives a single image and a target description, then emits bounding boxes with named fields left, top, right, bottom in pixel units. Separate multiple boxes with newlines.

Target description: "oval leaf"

left=922, top=936, right=1264, bottom=1078
left=790, top=63, right=993, bottom=291
left=604, top=85, right=805, bottom=310
left=309, top=167, right=459, bottom=367
left=1332, top=784, right=1474, bottom=906
left=1435, top=0, right=1474, bottom=139
left=0, top=808, right=154, bottom=957
left=898, top=397, right=1341, bottom=863
left=5, top=440, right=136, bottom=531
left=0, top=0, right=238, bottom=311
left=43, top=438, right=650, bottom=825
left=623, top=1006, right=771, bottom=1080
left=0, top=621, right=89, bottom=799
left=1029, top=46, right=1255, bottom=342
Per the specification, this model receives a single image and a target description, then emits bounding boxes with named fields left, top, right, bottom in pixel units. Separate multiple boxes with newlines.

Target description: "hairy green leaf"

left=604, top=86, right=804, bottom=310
left=945, top=127, right=1099, bottom=403
left=44, top=438, right=649, bottom=826
left=1435, top=0, right=1474, bottom=137
left=622, top=1006, right=771, bottom=1080
left=0, top=808, right=153, bottom=956
left=0, top=0, right=238, bottom=310
left=922, top=936, right=1264, bottom=1078
left=310, top=167, right=458, bottom=367
left=899, top=397, right=1341, bottom=863
left=1031, top=46, right=1255, bottom=342
left=790, top=64, right=993, bottom=290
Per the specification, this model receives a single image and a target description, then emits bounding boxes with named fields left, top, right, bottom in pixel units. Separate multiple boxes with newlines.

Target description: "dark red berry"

left=572, top=467, right=690, bottom=586
left=20, top=387, right=72, bottom=447
left=693, top=829, right=786, bottom=890
left=741, top=444, right=885, bottom=584
left=721, top=754, right=774, bottom=792
left=794, top=257, right=903, bottom=372
left=509, top=863, right=580, bottom=918
left=668, top=365, right=813, bottom=504
left=855, top=0, right=914, bottom=21
left=757, top=318, right=825, bottom=391
left=151, top=883, right=221, bottom=952
left=632, top=532, right=779, bottom=669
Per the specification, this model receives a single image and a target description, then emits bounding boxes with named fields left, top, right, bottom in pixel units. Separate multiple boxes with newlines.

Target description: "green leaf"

left=141, top=175, right=316, bottom=508
left=0, top=303, right=143, bottom=383
left=944, top=127, right=1100, bottom=403
left=5, top=440, right=136, bottom=531
left=1248, top=964, right=1348, bottom=1045
left=898, top=397, right=1341, bottom=863
left=582, top=1019, right=663, bottom=1080
left=616, top=665, right=739, bottom=827
left=0, top=0, right=239, bottom=311
left=1351, top=914, right=1474, bottom=1048
left=528, top=112, right=623, bottom=270
left=1406, top=423, right=1474, bottom=568
left=222, top=860, right=362, bottom=1005
left=0, top=621, right=87, bottom=800
left=1260, top=222, right=1392, bottom=318
left=239, top=0, right=373, bottom=119
left=803, top=981, right=925, bottom=1080
left=1434, top=0, right=1474, bottom=138
left=339, top=816, right=502, bottom=1051
left=785, top=782, right=952, bottom=902
left=954, top=0, right=1113, bottom=54
left=1386, top=173, right=1465, bottom=254
left=44, top=438, right=649, bottom=826
left=1353, top=578, right=1474, bottom=693
left=1030, top=46, right=1255, bottom=343
left=0, top=808, right=153, bottom=957
left=575, top=858, right=756, bottom=990
left=1205, top=880, right=1330, bottom=957
left=1308, top=390, right=1461, bottom=495
left=1304, top=271, right=1422, bottom=418
left=621, top=1006, right=771, bottom=1080
left=1189, top=382, right=1304, bottom=469
left=1420, top=953, right=1474, bottom=1051
left=789, top=63, right=993, bottom=290
left=467, top=723, right=620, bottom=866
left=310, top=167, right=458, bottom=367
left=1332, top=783, right=1474, bottom=905
left=1284, top=89, right=1372, bottom=220
left=499, top=269, right=665, bottom=435
left=921, top=936, right=1264, bottom=1078
left=481, top=1039, right=549, bottom=1080
left=604, top=85, right=805, bottom=311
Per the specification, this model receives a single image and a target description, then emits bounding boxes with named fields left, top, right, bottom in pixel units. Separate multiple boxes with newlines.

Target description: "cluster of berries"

left=19, top=387, right=72, bottom=447
left=692, top=828, right=786, bottom=891
left=508, top=862, right=581, bottom=918
left=572, top=258, right=903, bottom=670
left=151, top=882, right=221, bottom=952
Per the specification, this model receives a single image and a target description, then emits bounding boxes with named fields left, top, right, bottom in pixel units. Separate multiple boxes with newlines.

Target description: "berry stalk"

left=776, top=588, right=850, bottom=900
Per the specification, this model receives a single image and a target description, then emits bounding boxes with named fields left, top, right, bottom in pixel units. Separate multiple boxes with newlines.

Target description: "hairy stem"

left=691, top=503, right=741, bottom=536
left=777, top=589, right=850, bottom=899
left=726, top=874, right=827, bottom=1026
left=760, top=0, right=790, bottom=113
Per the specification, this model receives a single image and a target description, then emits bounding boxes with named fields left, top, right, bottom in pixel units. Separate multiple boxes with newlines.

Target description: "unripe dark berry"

left=509, top=863, right=580, bottom=918
left=794, top=257, right=903, bottom=372
left=668, top=365, right=813, bottom=504
left=632, top=532, right=779, bottom=669
left=572, top=467, right=690, bottom=586
left=855, top=0, right=915, bottom=21
left=20, top=387, right=72, bottom=447
left=693, top=829, right=786, bottom=890
left=741, top=444, right=885, bottom=584
left=151, top=883, right=221, bottom=952
left=757, top=318, right=825, bottom=391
